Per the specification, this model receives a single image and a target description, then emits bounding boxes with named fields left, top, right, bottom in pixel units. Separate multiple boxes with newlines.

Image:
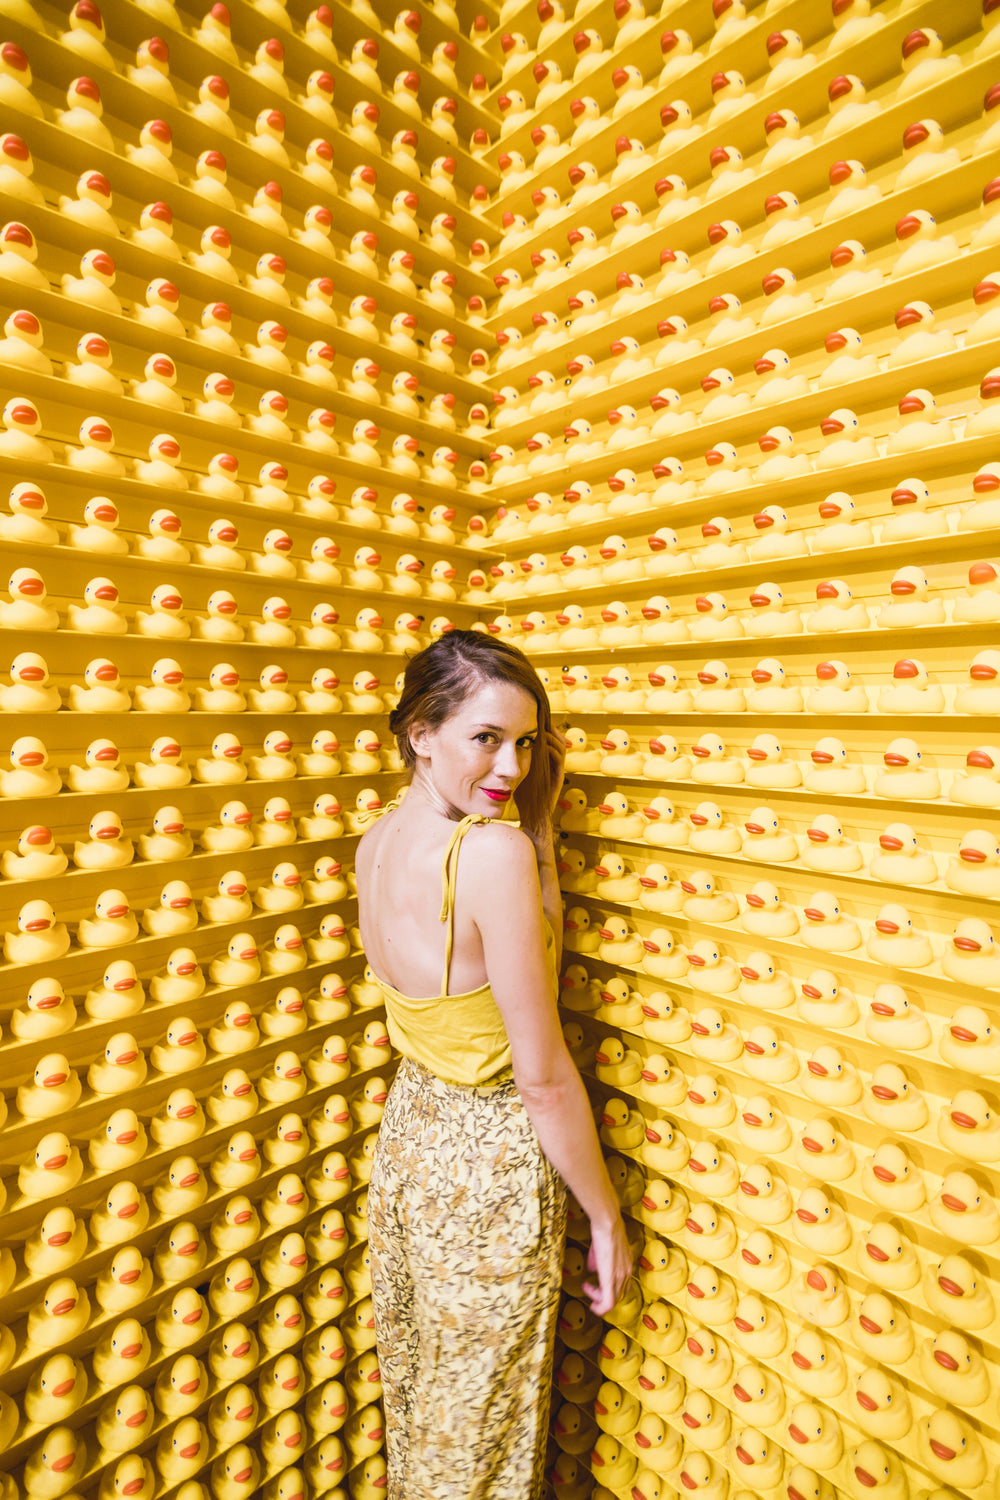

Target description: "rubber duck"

left=22, top=1349, right=89, bottom=1433
left=91, top=1317, right=155, bottom=1396
left=799, top=890, right=863, bottom=952
left=683, top=1072, right=736, bottom=1131
left=737, top=1093, right=791, bottom=1155
left=935, top=1006, right=1000, bottom=1082
left=134, top=580, right=188, bottom=640
left=794, top=1116, right=854, bottom=1181
left=861, top=1142, right=925, bottom=1214
left=10, top=973, right=75, bottom=1042
left=194, top=731, right=248, bottom=786
left=207, top=1197, right=257, bottom=1267
left=0, top=217, right=49, bottom=293
left=952, top=558, right=1000, bottom=627
left=80, top=1038, right=140, bottom=1110
left=88, top=1105, right=146, bottom=1171
left=95, top=1382, right=158, bottom=1457
left=0, top=649, right=65, bottom=723
left=208, top=930, right=262, bottom=990
left=641, top=1118, right=691, bottom=1182
left=924, top=1251, right=996, bottom=1332
left=15, top=1132, right=81, bottom=1215
left=0, top=737, right=64, bottom=807
left=855, top=1220, right=921, bottom=1296
left=743, top=1025, right=798, bottom=1083
left=0, top=311, right=56, bottom=390
left=801, top=736, right=866, bottom=798
left=89, top=1174, right=153, bottom=1247
left=152, top=1351, right=209, bottom=1427
left=736, top=1161, right=792, bottom=1229
left=689, top=804, right=743, bottom=864
left=917, top=1410, right=987, bottom=1492
left=138, top=877, right=197, bottom=938
left=938, top=1087, right=1000, bottom=1161
left=738, top=952, right=796, bottom=1009
left=23, top=1426, right=92, bottom=1498
left=0, top=130, right=45, bottom=206
left=865, top=901, right=933, bottom=968
left=197, top=589, right=249, bottom=650
left=919, top=1327, right=992, bottom=1408
left=0, top=483, right=61, bottom=561
left=784, top=1404, right=844, bottom=1482
left=245, top=729, right=294, bottom=784
left=795, top=811, right=860, bottom=877
left=683, top=871, right=742, bottom=944
left=799, top=1044, right=860, bottom=1108
left=6, top=896, right=72, bottom=972
left=847, top=1291, right=912, bottom=1375
left=149, top=1287, right=208, bottom=1358
left=148, top=950, right=204, bottom=1008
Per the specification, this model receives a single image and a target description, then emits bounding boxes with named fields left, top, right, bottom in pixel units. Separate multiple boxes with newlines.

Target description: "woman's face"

left=411, top=678, right=537, bottom=818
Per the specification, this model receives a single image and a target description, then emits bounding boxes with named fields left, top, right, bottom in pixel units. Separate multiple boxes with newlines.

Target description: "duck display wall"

left=0, top=0, right=501, bottom=1495
left=2, top=0, right=1000, bottom=1496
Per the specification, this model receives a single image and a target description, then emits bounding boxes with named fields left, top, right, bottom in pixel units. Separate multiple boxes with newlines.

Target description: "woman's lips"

left=482, top=788, right=510, bottom=801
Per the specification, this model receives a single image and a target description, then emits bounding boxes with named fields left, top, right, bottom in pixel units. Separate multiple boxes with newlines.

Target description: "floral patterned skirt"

left=367, top=1056, right=567, bottom=1498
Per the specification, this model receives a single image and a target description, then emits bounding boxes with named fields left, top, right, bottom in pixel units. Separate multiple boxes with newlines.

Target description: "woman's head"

left=389, top=630, right=554, bottom=831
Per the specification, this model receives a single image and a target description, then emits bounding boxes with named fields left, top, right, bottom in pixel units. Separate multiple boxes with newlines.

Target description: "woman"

left=356, top=630, right=632, bottom=1497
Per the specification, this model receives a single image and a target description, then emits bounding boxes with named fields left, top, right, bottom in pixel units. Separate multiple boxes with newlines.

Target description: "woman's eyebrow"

left=472, top=722, right=537, bottom=733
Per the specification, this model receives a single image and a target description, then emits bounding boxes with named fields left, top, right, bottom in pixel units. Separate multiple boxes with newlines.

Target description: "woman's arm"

left=524, top=825, right=562, bottom=971
left=522, top=723, right=568, bottom=966
left=468, top=823, right=632, bottom=1315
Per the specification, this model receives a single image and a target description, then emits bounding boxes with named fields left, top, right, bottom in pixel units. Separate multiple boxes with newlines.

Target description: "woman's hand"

left=581, top=1213, right=633, bottom=1317
left=543, top=723, right=567, bottom=822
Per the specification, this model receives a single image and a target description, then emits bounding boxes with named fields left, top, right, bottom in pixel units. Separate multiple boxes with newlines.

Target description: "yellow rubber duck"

left=94, top=1246, right=153, bottom=1313
left=259, top=1292, right=306, bottom=1356
left=96, top=1382, right=155, bottom=1454
left=88, top=1033, right=147, bottom=1096
left=261, top=1180, right=309, bottom=1232
left=155, top=1286, right=209, bottom=1349
left=207, top=1382, right=257, bottom=1447
left=924, top=1252, right=996, bottom=1329
left=90, top=1181, right=150, bottom=1245
left=23, top=1427, right=87, bottom=1497
left=92, top=1317, right=151, bottom=1386
left=304, top=1375, right=345, bottom=1431
left=155, top=1418, right=210, bottom=1486
left=307, top=1209, right=349, bottom=1268
left=26, top=1276, right=91, bottom=1350
left=593, top=1036, right=643, bottom=1089
left=23, top=1352, right=87, bottom=1426
left=205, top=1069, right=258, bottom=1125
left=207, top=1322, right=258, bottom=1384
left=154, top=1354, right=208, bottom=1420
left=259, top=1050, right=308, bottom=1102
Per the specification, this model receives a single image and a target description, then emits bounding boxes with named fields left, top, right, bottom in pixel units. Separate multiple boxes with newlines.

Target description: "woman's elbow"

left=514, top=1048, right=578, bottom=1102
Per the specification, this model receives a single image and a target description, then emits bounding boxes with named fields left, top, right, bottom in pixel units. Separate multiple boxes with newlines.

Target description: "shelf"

left=480, top=3, right=990, bottom=249
left=482, top=243, right=999, bottom=461
left=0, top=184, right=493, bottom=413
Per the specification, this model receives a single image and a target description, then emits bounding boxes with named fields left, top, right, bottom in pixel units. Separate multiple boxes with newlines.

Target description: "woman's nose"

left=495, top=740, right=521, bottom=778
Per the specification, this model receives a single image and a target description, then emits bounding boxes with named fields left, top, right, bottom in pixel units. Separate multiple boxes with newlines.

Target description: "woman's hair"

left=389, top=629, right=554, bottom=833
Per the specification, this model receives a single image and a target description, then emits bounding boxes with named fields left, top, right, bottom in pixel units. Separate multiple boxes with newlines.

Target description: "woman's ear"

left=407, top=721, right=432, bottom=759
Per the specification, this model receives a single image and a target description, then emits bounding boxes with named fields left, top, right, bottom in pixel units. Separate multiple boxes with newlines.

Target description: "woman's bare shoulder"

left=464, top=819, right=537, bottom=880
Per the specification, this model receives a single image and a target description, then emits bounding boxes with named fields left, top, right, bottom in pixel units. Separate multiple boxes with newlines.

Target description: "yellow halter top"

left=363, top=798, right=557, bottom=1086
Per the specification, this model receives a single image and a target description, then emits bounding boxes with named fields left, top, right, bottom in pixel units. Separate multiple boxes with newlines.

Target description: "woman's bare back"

left=357, top=803, right=513, bottom=998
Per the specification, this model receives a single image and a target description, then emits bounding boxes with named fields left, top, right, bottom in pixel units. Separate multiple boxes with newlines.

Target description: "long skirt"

left=367, top=1056, right=567, bottom=1498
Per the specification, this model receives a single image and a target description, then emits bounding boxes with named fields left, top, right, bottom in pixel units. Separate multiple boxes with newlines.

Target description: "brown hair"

left=388, top=629, right=554, bottom=834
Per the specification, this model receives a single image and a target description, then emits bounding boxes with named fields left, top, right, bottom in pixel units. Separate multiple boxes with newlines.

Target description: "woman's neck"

left=405, top=763, right=467, bottom=823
